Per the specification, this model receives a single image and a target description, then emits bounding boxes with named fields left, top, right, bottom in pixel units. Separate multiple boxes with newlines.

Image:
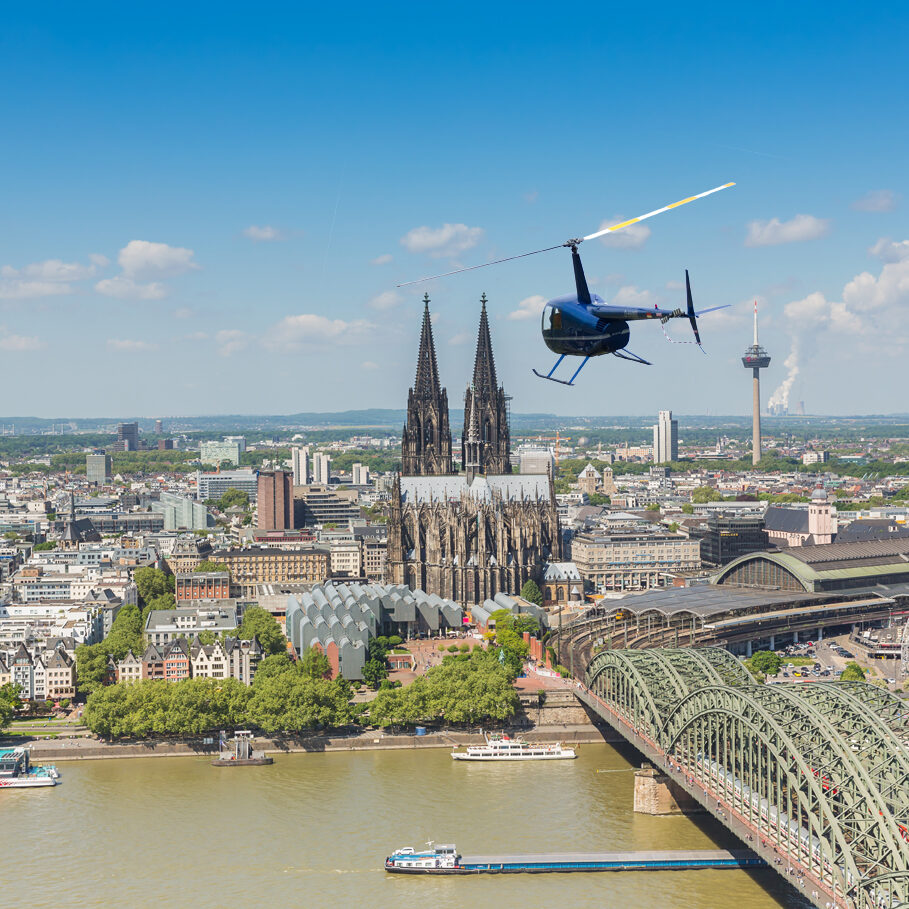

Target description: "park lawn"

left=782, top=656, right=816, bottom=666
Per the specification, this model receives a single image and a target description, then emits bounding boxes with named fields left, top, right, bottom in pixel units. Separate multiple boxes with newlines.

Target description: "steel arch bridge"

left=581, top=648, right=909, bottom=909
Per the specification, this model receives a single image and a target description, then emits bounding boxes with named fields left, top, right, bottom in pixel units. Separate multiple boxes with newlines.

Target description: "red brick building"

left=175, top=571, right=231, bottom=602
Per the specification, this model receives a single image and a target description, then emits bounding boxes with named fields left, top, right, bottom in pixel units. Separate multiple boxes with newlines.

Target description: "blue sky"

left=1, top=2, right=906, bottom=418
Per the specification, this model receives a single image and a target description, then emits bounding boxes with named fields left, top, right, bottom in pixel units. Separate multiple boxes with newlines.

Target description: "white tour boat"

left=451, top=732, right=576, bottom=761
left=0, top=747, right=60, bottom=788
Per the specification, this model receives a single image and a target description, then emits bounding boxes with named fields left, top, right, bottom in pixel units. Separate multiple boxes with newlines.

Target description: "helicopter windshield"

left=543, top=304, right=562, bottom=331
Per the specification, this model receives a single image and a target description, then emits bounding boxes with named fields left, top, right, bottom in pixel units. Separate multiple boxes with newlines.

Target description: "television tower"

left=742, top=301, right=770, bottom=466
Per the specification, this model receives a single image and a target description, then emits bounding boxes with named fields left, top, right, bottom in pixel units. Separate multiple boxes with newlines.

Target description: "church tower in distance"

left=401, top=294, right=452, bottom=476
left=462, top=294, right=511, bottom=475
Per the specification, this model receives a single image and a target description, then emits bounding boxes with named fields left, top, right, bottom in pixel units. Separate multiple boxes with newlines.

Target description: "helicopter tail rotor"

left=685, top=269, right=705, bottom=352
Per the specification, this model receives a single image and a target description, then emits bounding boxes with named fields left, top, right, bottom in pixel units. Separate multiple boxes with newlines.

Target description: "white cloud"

left=107, top=338, right=158, bottom=352
left=243, top=225, right=284, bottom=242
left=118, top=240, right=199, bottom=279
left=665, top=279, right=684, bottom=291
left=596, top=218, right=651, bottom=250
left=745, top=214, right=830, bottom=247
left=90, top=253, right=110, bottom=267
left=0, top=254, right=107, bottom=299
left=853, top=189, right=898, bottom=213
left=0, top=280, right=75, bottom=300
left=508, top=294, right=547, bottom=321
left=611, top=285, right=660, bottom=308
left=361, top=360, right=380, bottom=370
left=524, top=189, right=539, bottom=204
left=2, top=259, right=98, bottom=282
left=216, top=329, right=249, bottom=357
left=401, top=223, right=484, bottom=258
left=369, top=290, right=402, bottom=311
left=0, top=330, right=43, bottom=351
left=370, top=253, right=393, bottom=266
left=869, top=238, right=909, bottom=264
left=262, top=314, right=375, bottom=352
left=173, top=307, right=194, bottom=319
left=95, top=276, right=168, bottom=300
left=448, top=332, right=470, bottom=346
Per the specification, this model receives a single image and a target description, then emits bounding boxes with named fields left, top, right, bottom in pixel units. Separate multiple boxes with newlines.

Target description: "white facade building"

left=292, top=446, right=310, bottom=486
left=653, top=410, right=678, bottom=463
left=313, top=453, right=332, bottom=485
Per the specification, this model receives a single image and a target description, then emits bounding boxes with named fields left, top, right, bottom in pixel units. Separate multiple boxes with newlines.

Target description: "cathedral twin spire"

left=401, top=292, right=510, bottom=478
left=414, top=293, right=441, bottom=398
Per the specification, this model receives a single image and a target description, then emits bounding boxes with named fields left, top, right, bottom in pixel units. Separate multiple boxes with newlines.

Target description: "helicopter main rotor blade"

left=396, top=181, right=735, bottom=288
left=581, top=182, right=735, bottom=242
left=396, top=244, right=563, bottom=287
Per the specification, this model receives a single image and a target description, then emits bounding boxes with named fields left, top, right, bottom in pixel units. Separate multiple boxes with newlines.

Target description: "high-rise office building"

left=292, top=446, right=310, bottom=486
left=351, top=462, right=370, bottom=486
left=652, top=410, right=678, bottom=463
left=257, top=470, right=294, bottom=531
left=117, top=422, right=139, bottom=451
left=313, top=453, right=332, bottom=485
left=86, top=451, right=111, bottom=485
left=154, top=419, right=163, bottom=434
left=200, top=440, right=242, bottom=467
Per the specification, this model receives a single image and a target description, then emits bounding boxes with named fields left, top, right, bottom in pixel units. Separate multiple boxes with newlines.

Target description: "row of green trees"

left=82, top=652, right=348, bottom=738
left=368, top=648, right=519, bottom=726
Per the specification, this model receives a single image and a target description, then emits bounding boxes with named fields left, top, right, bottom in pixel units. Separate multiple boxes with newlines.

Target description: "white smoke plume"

left=768, top=344, right=799, bottom=410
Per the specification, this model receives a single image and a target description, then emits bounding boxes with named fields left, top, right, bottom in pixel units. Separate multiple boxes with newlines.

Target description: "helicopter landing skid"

left=613, top=348, right=652, bottom=366
left=532, top=354, right=589, bottom=386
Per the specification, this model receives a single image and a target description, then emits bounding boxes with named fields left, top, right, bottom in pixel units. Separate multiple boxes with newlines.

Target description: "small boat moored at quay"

left=211, top=730, right=273, bottom=767
left=451, top=732, right=576, bottom=761
left=0, top=747, right=60, bottom=788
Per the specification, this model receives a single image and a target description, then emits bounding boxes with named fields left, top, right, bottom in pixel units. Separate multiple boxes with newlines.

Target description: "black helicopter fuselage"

left=540, top=294, right=631, bottom=357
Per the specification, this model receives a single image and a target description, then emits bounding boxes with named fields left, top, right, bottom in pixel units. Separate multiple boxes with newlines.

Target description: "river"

left=3, top=742, right=809, bottom=908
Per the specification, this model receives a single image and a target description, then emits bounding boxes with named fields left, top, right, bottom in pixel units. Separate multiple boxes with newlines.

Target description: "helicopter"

left=398, top=182, right=734, bottom=386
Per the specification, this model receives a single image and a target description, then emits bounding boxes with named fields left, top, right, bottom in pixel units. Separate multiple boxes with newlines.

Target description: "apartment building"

left=211, top=547, right=330, bottom=597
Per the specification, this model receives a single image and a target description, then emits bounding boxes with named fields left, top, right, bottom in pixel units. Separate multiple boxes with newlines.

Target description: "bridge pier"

left=633, top=765, right=703, bottom=816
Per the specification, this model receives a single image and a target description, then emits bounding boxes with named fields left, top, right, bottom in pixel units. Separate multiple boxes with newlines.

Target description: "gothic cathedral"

left=388, top=294, right=561, bottom=607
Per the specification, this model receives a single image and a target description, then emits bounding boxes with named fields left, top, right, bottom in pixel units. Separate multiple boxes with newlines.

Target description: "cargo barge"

left=384, top=843, right=766, bottom=874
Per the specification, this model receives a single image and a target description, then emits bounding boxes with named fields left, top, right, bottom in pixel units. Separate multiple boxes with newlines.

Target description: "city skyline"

left=0, top=4, right=906, bottom=417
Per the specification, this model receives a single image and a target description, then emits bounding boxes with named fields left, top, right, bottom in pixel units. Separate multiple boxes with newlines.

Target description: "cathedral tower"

left=401, top=295, right=452, bottom=476
left=462, top=294, right=511, bottom=475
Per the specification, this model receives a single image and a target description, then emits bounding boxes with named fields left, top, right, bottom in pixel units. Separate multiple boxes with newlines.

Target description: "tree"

left=236, top=606, right=286, bottom=655
left=681, top=503, right=694, bottom=514
left=194, top=560, right=229, bottom=574
left=691, top=486, right=726, bottom=504
left=75, top=644, right=112, bottom=697
left=362, top=658, right=388, bottom=689
left=217, top=488, right=249, bottom=510
left=33, top=541, right=57, bottom=551
left=0, top=682, right=21, bottom=730
left=134, top=566, right=173, bottom=606
left=300, top=646, right=331, bottom=680
left=494, top=628, right=529, bottom=677
left=747, top=650, right=782, bottom=677
left=520, top=579, right=543, bottom=607
left=840, top=661, right=866, bottom=682
left=253, top=654, right=297, bottom=682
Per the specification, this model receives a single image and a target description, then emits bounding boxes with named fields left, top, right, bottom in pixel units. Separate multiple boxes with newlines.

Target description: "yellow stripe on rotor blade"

left=582, top=182, right=735, bottom=242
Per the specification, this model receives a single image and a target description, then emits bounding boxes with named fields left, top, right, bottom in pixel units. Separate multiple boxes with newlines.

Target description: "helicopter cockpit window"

left=549, top=307, right=562, bottom=330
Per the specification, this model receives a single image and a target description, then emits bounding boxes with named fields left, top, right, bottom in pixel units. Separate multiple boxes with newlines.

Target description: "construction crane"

left=530, top=431, right=572, bottom=467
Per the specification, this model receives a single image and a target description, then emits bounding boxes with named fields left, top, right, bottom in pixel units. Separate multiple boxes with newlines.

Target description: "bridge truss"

left=585, top=648, right=909, bottom=909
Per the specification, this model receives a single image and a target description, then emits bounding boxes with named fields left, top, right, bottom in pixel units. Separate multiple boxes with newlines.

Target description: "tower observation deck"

left=741, top=301, right=770, bottom=466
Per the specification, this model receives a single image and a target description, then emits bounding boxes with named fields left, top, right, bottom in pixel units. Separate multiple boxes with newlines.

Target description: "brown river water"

left=2, top=741, right=809, bottom=908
